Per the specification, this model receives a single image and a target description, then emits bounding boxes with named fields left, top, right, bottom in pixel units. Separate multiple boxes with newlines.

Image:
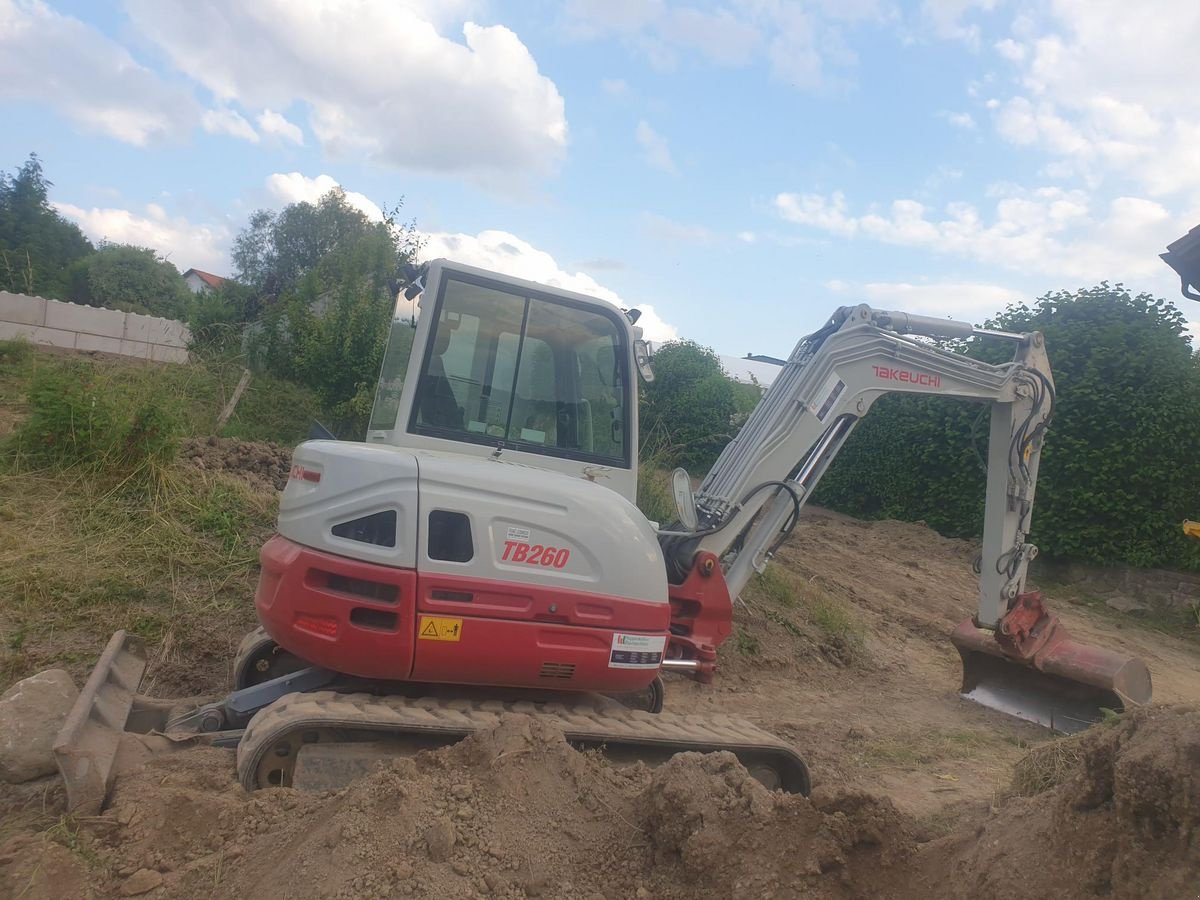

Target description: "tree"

left=640, top=340, right=739, bottom=473
left=64, top=244, right=194, bottom=319
left=232, top=188, right=417, bottom=313
left=816, top=284, right=1200, bottom=570
left=241, top=188, right=420, bottom=436
left=0, top=153, right=93, bottom=297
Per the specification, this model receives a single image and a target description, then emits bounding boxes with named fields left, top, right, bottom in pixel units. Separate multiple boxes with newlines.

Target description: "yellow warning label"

left=418, top=616, right=463, bottom=642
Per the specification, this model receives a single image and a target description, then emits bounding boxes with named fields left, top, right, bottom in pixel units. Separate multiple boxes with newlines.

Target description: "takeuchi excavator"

left=54, top=260, right=1152, bottom=814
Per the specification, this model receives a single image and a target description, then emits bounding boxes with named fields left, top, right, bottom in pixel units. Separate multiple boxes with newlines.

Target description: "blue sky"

left=2, top=0, right=1198, bottom=355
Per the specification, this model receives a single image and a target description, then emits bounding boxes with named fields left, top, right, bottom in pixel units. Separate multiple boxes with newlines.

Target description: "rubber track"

left=237, top=690, right=811, bottom=794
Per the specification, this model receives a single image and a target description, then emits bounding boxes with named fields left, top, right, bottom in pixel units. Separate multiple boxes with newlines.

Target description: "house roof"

left=182, top=268, right=227, bottom=289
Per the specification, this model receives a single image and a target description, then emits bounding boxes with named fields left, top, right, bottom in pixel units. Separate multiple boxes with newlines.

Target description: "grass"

left=743, top=563, right=868, bottom=663
left=0, top=458, right=273, bottom=690
left=732, top=626, right=761, bottom=656
left=854, top=727, right=996, bottom=770
left=1007, top=732, right=1087, bottom=797
left=0, top=337, right=321, bottom=449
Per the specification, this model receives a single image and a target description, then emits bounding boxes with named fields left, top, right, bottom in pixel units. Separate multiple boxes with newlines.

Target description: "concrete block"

left=0, top=292, right=47, bottom=326
left=74, top=333, right=124, bottom=355
left=44, top=299, right=126, bottom=339
left=125, top=313, right=190, bottom=348
left=24, top=325, right=77, bottom=349
left=150, top=343, right=190, bottom=364
left=119, top=339, right=153, bottom=359
left=0, top=321, right=38, bottom=341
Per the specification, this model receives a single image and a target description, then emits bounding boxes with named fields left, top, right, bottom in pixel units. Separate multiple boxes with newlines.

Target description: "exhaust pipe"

left=951, top=617, right=1152, bottom=733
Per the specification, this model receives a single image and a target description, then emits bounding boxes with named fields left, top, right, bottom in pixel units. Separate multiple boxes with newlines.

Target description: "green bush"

left=7, top=366, right=180, bottom=475
left=639, top=340, right=739, bottom=474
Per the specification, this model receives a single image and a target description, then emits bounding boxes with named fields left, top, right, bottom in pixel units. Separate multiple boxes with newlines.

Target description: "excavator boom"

left=663, top=303, right=1151, bottom=732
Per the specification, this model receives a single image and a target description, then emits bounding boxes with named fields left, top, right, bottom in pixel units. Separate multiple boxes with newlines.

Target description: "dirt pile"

left=928, top=704, right=1200, bottom=898
left=0, top=716, right=919, bottom=900
left=180, top=436, right=292, bottom=492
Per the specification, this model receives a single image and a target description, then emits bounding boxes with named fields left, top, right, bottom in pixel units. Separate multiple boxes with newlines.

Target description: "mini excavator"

left=54, top=260, right=1152, bottom=814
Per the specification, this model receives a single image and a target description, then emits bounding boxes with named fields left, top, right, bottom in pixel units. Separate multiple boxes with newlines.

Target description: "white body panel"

left=278, top=441, right=666, bottom=607
left=278, top=441, right=420, bottom=569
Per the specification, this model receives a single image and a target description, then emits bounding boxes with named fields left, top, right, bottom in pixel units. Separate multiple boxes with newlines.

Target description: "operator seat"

left=417, top=326, right=464, bottom=429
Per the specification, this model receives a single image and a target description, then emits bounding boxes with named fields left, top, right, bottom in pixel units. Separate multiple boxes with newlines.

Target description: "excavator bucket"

left=53, top=631, right=147, bottom=815
left=951, top=619, right=1152, bottom=734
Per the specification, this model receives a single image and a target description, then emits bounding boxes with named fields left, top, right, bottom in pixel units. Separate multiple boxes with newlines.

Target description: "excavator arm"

left=662, top=303, right=1151, bottom=732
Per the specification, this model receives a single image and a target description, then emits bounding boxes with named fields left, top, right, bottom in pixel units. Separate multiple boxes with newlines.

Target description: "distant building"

left=744, top=353, right=787, bottom=366
left=182, top=268, right=227, bottom=294
left=645, top=341, right=784, bottom=388
left=719, top=354, right=783, bottom=388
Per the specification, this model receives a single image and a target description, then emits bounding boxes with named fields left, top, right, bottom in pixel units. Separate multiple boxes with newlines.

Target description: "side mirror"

left=671, top=467, right=698, bottom=531
left=634, top=339, right=655, bottom=383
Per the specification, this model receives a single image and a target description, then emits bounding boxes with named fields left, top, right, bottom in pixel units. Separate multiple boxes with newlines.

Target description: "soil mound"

left=0, top=716, right=922, bottom=900
left=180, top=436, right=292, bottom=492
left=930, top=704, right=1200, bottom=898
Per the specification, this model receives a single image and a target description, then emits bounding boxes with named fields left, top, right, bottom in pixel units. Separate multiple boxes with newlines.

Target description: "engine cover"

left=257, top=441, right=670, bottom=692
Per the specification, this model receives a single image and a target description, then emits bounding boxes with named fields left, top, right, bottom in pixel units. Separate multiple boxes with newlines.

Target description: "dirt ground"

left=2, top=504, right=1199, bottom=898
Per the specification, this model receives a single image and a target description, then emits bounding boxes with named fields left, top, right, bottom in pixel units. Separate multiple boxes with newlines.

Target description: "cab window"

left=410, top=274, right=630, bottom=465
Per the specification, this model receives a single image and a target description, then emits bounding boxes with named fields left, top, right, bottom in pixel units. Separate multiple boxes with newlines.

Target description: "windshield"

left=409, top=273, right=630, bottom=465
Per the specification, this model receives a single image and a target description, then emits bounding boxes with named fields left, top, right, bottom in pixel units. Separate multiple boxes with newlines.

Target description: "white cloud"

left=920, top=0, right=998, bottom=48
left=939, top=110, right=976, bottom=130
left=856, top=280, right=1021, bottom=320
left=775, top=187, right=1188, bottom=283
left=774, top=191, right=858, bottom=237
left=127, top=0, right=568, bottom=179
left=563, top=0, right=879, bottom=91
left=0, top=0, right=195, bottom=144
left=264, top=173, right=384, bottom=222
left=987, top=2, right=1200, bottom=200
left=659, top=6, right=761, bottom=66
left=737, top=231, right=757, bottom=243
left=420, top=229, right=679, bottom=342
left=601, top=77, right=629, bottom=96
left=635, top=120, right=677, bottom=174
left=256, top=109, right=304, bottom=145
left=53, top=201, right=230, bottom=273
left=201, top=107, right=258, bottom=143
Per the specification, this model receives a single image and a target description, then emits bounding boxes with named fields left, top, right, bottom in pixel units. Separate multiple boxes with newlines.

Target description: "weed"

left=0, top=336, right=32, bottom=366
left=189, top=480, right=256, bottom=554
left=752, top=564, right=795, bottom=607
left=636, top=467, right=676, bottom=526
left=7, top=626, right=25, bottom=652
left=1008, top=733, right=1086, bottom=797
left=45, top=815, right=104, bottom=868
left=794, top=580, right=866, bottom=659
left=733, top=626, right=761, bottom=656
left=764, top=607, right=803, bottom=636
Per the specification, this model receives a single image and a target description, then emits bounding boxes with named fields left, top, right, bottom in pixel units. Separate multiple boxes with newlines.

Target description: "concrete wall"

left=0, top=292, right=191, bottom=363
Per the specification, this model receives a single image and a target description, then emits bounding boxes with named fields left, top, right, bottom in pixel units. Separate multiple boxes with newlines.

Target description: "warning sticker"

left=418, top=616, right=463, bottom=642
left=608, top=633, right=666, bottom=669
left=807, top=371, right=846, bottom=423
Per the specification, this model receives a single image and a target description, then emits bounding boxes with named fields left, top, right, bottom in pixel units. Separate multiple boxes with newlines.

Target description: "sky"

left=2, top=0, right=1198, bottom=356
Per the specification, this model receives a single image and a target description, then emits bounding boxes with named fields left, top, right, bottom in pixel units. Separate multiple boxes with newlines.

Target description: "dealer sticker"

left=505, top=526, right=532, bottom=542
left=608, top=633, right=666, bottom=669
